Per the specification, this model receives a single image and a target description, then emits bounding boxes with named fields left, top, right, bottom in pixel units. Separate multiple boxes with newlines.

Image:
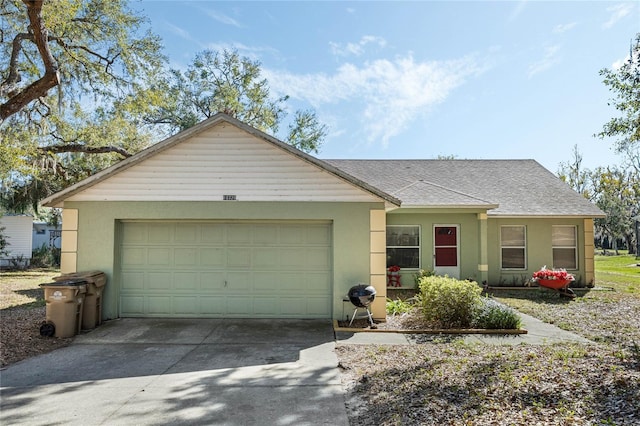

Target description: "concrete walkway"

left=335, top=312, right=592, bottom=345
left=1, top=319, right=348, bottom=426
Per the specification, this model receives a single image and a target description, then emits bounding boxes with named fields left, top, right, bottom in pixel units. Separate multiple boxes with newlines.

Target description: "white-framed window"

left=500, top=225, right=526, bottom=269
left=552, top=225, right=577, bottom=270
left=386, top=225, right=420, bottom=269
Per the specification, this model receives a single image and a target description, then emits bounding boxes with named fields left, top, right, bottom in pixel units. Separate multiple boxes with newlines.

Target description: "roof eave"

left=399, top=204, right=500, bottom=210
left=488, top=213, right=607, bottom=219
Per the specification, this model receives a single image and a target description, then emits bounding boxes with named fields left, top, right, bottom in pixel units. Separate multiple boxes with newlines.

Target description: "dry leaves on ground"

left=0, top=306, right=72, bottom=367
left=338, top=288, right=640, bottom=425
left=337, top=343, right=640, bottom=426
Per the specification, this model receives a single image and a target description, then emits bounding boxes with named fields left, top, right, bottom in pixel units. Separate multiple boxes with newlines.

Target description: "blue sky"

left=133, top=1, right=638, bottom=173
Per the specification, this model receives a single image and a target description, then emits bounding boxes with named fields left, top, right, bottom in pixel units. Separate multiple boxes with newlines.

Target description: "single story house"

left=33, top=222, right=62, bottom=250
left=0, top=214, right=33, bottom=268
left=42, top=114, right=605, bottom=321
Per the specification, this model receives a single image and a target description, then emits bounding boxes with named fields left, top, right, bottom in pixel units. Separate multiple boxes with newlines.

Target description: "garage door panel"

left=255, top=272, right=308, bottom=293
left=254, top=272, right=280, bottom=291
left=200, top=248, right=225, bottom=267
left=174, top=272, right=198, bottom=290
left=121, top=247, right=146, bottom=266
left=120, top=222, right=331, bottom=318
left=254, top=297, right=279, bottom=315
left=175, top=224, right=198, bottom=243
left=148, top=272, right=172, bottom=290
left=306, top=248, right=331, bottom=269
left=305, top=273, right=331, bottom=292
left=199, top=275, right=224, bottom=291
left=148, top=248, right=171, bottom=265
left=280, top=226, right=305, bottom=245
left=122, top=225, right=146, bottom=243
left=253, top=225, right=278, bottom=244
left=227, top=225, right=252, bottom=244
left=307, top=226, right=331, bottom=245
left=280, top=249, right=306, bottom=270
left=174, top=297, right=199, bottom=315
left=199, top=296, right=225, bottom=315
left=148, top=224, right=171, bottom=243
left=253, top=248, right=279, bottom=269
left=121, top=271, right=145, bottom=290
left=227, top=271, right=250, bottom=290
left=227, top=297, right=253, bottom=315
left=121, top=296, right=144, bottom=315
left=307, top=297, right=331, bottom=316
left=280, top=297, right=307, bottom=315
left=201, top=224, right=224, bottom=243
left=147, top=296, right=172, bottom=314
left=227, top=248, right=251, bottom=268
left=175, top=248, right=198, bottom=266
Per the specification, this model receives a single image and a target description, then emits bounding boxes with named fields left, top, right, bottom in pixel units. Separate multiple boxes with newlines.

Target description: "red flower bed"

left=532, top=268, right=574, bottom=281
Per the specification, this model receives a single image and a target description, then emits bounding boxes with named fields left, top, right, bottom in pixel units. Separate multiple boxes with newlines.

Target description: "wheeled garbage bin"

left=39, top=279, right=87, bottom=338
left=54, top=271, right=107, bottom=330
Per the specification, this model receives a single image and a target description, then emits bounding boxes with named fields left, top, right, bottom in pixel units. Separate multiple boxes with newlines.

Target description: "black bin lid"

left=40, top=278, right=88, bottom=287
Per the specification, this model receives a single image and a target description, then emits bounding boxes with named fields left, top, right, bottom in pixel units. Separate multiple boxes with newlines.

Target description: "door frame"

left=432, top=224, right=460, bottom=279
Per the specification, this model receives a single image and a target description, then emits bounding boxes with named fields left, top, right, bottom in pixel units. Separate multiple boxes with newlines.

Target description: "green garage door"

left=119, top=221, right=332, bottom=318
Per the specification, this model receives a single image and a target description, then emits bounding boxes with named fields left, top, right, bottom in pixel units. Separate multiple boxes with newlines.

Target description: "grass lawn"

left=0, top=268, right=59, bottom=310
left=594, top=253, right=640, bottom=293
left=491, top=254, right=640, bottom=347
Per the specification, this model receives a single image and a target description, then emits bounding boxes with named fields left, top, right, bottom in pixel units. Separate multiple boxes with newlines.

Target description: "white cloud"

left=528, top=45, right=561, bottom=78
left=329, top=36, right=387, bottom=57
left=508, top=1, right=528, bottom=22
left=602, top=3, right=634, bottom=29
left=202, top=8, right=242, bottom=28
left=165, top=23, right=193, bottom=41
left=265, top=54, right=486, bottom=146
left=553, top=22, right=577, bottom=34
left=612, top=55, right=631, bottom=70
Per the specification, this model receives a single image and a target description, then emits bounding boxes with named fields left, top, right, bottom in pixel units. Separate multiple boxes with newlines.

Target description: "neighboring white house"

left=0, top=214, right=33, bottom=267
left=32, top=222, right=62, bottom=250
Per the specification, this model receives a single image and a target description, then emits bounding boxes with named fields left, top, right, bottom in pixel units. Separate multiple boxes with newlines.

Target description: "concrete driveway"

left=0, top=319, right=348, bottom=426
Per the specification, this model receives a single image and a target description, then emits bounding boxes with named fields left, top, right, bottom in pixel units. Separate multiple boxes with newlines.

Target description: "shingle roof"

left=325, top=159, right=605, bottom=217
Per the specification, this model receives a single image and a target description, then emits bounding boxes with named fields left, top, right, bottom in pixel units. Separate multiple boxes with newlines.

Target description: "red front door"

left=434, top=225, right=459, bottom=278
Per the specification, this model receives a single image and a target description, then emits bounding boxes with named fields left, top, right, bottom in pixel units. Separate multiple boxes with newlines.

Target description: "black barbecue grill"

left=347, top=284, right=376, bottom=327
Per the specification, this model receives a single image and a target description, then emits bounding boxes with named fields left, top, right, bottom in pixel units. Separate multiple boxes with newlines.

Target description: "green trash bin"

left=39, top=279, right=87, bottom=338
left=54, top=271, right=107, bottom=330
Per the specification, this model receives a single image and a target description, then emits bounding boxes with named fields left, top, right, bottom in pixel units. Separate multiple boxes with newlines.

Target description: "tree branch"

left=40, top=144, right=132, bottom=158
left=0, top=0, right=60, bottom=121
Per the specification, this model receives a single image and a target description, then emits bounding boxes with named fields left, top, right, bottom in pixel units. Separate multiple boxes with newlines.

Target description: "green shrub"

left=413, top=268, right=434, bottom=288
left=472, top=298, right=522, bottom=329
left=418, top=275, right=482, bottom=328
left=386, top=298, right=414, bottom=316
left=31, top=244, right=61, bottom=268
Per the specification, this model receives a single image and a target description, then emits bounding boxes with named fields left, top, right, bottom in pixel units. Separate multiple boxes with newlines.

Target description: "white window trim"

left=386, top=225, right=421, bottom=270
left=500, top=225, right=527, bottom=270
left=552, top=225, right=578, bottom=270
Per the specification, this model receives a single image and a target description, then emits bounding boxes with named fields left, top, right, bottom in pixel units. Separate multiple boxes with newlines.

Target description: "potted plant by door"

left=387, top=265, right=401, bottom=287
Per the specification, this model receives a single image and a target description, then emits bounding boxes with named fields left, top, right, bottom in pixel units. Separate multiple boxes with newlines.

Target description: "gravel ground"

left=0, top=269, right=72, bottom=368
left=0, top=306, right=72, bottom=367
left=337, top=289, right=640, bottom=425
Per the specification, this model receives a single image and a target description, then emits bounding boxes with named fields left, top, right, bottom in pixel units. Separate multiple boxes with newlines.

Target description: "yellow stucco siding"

left=60, top=209, right=78, bottom=273
left=369, top=209, right=387, bottom=320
